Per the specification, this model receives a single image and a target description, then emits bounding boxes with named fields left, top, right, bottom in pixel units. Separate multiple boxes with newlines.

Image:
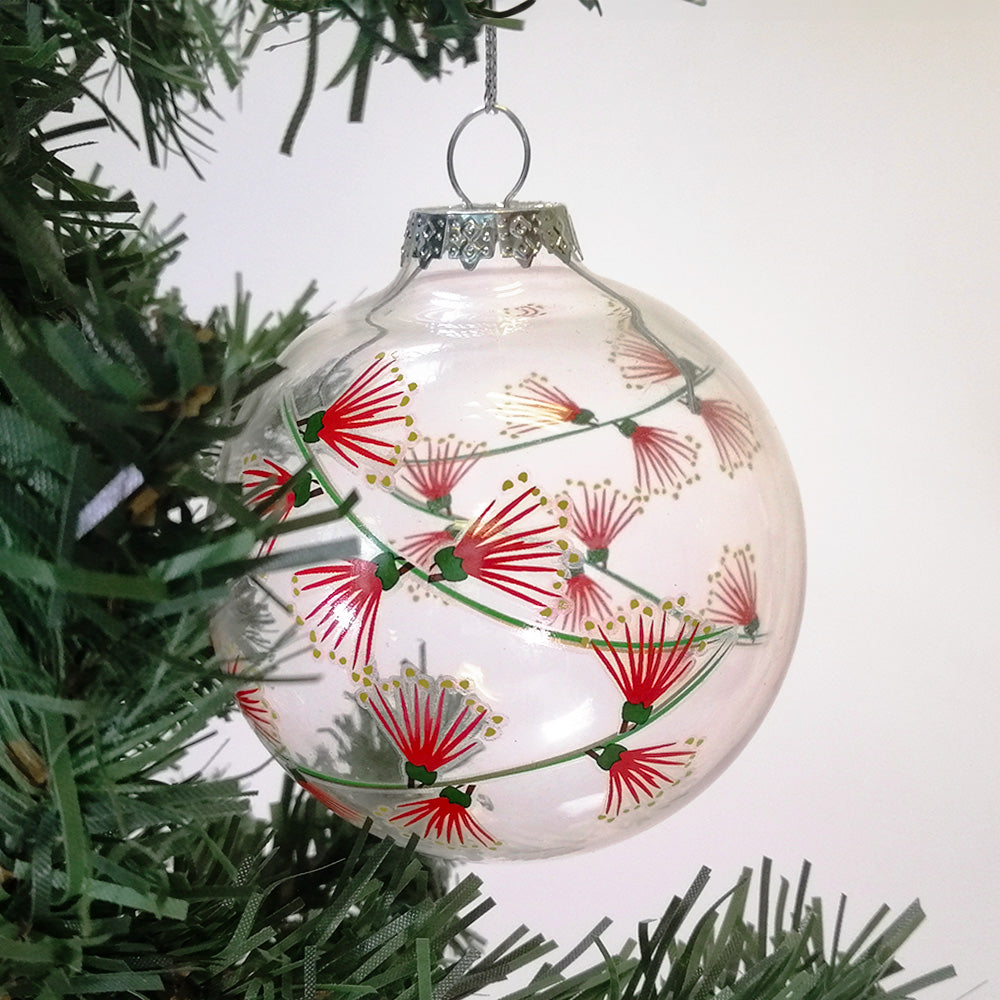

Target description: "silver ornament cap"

left=401, top=202, right=581, bottom=271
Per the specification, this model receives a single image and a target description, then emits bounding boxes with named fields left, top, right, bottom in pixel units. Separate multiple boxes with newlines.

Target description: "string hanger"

left=446, top=9, right=531, bottom=208
left=484, top=19, right=498, bottom=112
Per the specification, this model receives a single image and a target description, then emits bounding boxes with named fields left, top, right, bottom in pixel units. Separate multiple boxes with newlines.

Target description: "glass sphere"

left=212, top=204, right=805, bottom=860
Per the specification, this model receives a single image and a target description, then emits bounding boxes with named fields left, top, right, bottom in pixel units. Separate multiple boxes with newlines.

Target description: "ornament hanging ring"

left=446, top=104, right=532, bottom=208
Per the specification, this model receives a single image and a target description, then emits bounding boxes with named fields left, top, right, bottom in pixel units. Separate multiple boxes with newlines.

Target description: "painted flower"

left=561, top=570, right=614, bottom=633
left=298, top=779, right=364, bottom=824
left=707, top=544, right=759, bottom=637
left=294, top=552, right=404, bottom=668
left=617, top=420, right=699, bottom=495
left=493, top=375, right=595, bottom=438
left=400, top=527, right=459, bottom=569
left=591, top=742, right=694, bottom=817
left=695, top=398, right=759, bottom=475
left=228, top=659, right=280, bottom=745
left=298, top=353, right=416, bottom=477
left=430, top=483, right=565, bottom=608
left=612, top=331, right=682, bottom=387
left=568, top=485, right=640, bottom=567
left=363, top=673, right=501, bottom=786
left=391, top=785, right=496, bottom=848
left=400, top=437, right=483, bottom=515
left=592, top=616, right=702, bottom=729
left=242, top=458, right=318, bottom=555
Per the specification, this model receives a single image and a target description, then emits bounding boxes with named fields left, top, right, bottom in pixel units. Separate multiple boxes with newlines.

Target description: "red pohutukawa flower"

left=243, top=458, right=294, bottom=513
left=707, top=544, right=759, bottom=638
left=295, top=552, right=403, bottom=667
left=592, top=616, right=702, bottom=729
left=401, top=438, right=483, bottom=515
left=430, top=484, right=563, bottom=607
left=228, top=659, right=280, bottom=745
left=569, top=485, right=640, bottom=567
left=561, top=570, right=614, bottom=633
left=696, top=398, right=758, bottom=475
left=612, top=332, right=682, bottom=387
left=591, top=743, right=694, bottom=817
left=494, top=375, right=595, bottom=438
left=365, top=675, right=496, bottom=786
left=299, top=353, right=415, bottom=473
left=616, top=419, right=699, bottom=495
left=242, top=458, right=318, bottom=555
left=234, top=687, right=280, bottom=745
left=391, top=785, right=496, bottom=848
left=400, top=527, right=459, bottom=569
left=298, top=779, right=364, bottom=824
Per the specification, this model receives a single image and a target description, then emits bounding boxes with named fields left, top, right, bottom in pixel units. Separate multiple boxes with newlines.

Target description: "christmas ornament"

left=212, top=32, right=805, bottom=860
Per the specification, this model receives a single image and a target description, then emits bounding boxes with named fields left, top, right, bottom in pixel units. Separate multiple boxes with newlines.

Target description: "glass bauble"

left=212, top=203, right=806, bottom=860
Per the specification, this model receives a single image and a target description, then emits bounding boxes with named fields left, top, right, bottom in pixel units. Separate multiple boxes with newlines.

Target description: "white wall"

left=79, top=1, right=999, bottom=994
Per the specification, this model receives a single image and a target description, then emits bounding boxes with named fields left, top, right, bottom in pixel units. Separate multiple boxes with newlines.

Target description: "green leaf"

left=81, top=877, right=187, bottom=921
left=41, top=711, right=90, bottom=900
left=152, top=528, right=257, bottom=582
left=0, top=551, right=168, bottom=601
left=64, top=971, right=164, bottom=992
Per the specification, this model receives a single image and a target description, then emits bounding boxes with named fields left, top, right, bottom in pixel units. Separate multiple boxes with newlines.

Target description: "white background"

left=74, top=1, right=999, bottom=995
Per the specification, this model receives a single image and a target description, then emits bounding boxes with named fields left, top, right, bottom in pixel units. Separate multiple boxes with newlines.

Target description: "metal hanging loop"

left=446, top=103, right=532, bottom=208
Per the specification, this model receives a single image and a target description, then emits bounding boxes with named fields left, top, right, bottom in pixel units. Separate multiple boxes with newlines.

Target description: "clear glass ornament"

left=211, top=197, right=806, bottom=860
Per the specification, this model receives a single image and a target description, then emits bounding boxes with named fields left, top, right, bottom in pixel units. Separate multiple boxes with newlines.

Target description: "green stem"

left=594, top=563, right=662, bottom=606
left=388, top=488, right=435, bottom=516
left=402, top=367, right=714, bottom=468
